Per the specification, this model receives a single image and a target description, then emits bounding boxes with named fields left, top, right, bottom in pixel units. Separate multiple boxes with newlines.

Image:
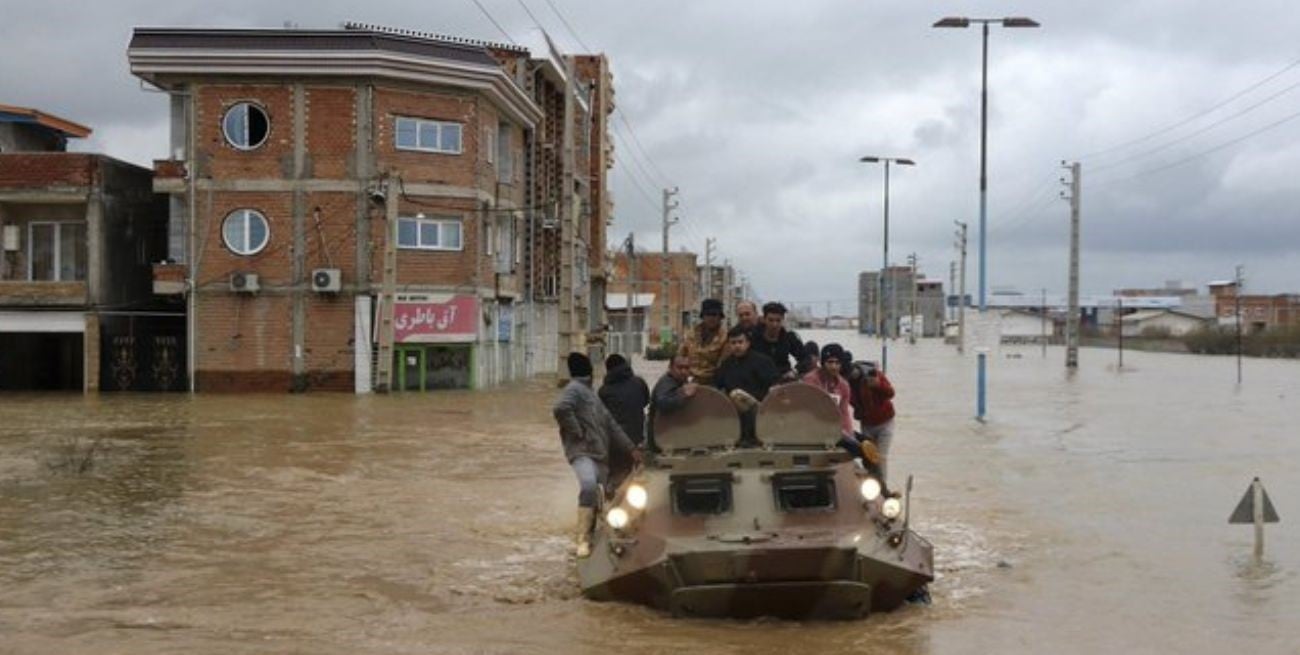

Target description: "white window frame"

left=395, top=116, right=463, bottom=155
left=496, top=120, right=513, bottom=182
left=397, top=215, right=463, bottom=252
left=221, top=209, right=271, bottom=256
left=221, top=102, right=270, bottom=151
left=26, top=221, right=86, bottom=282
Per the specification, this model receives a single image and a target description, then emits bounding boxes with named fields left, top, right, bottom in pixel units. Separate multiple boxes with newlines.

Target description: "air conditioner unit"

left=311, top=268, right=341, bottom=293
left=230, top=272, right=260, bottom=293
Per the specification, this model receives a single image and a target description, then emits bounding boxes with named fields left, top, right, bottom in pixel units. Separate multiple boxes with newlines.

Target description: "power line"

left=1079, top=55, right=1300, bottom=160
left=469, top=0, right=517, bottom=44
left=1090, top=78, right=1300, bottom=175
left=615, top=111, right=672, bottom=187
left=1096, top=104, right=1300, bottom=188
left=541, top=0, right=593, bottom=52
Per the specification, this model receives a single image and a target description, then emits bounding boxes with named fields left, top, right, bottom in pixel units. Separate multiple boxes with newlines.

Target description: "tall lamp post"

left=859, top=156, right=914, bottom=373
left=934, top=15, right=1039, bottom=421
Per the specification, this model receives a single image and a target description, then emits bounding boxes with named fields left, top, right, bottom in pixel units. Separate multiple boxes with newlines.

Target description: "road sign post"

left=1229, top=477, right=1280, bottom=558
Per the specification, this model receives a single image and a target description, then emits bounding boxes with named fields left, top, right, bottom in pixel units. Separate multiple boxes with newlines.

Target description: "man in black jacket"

left=714, top=326, right=779, bottom=445
left=749, top=302, right=807, bottom=380
left=598, top=353, right=650, bottom=446
left=646, top=353, right=696, bottom=449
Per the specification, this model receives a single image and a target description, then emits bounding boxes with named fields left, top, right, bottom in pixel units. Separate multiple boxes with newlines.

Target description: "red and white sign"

left=393, top=294, right=478, bottom=343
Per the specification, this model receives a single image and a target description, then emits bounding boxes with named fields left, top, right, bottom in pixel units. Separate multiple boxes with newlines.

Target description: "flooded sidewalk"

left=1, top=336, right=1296, bottom=654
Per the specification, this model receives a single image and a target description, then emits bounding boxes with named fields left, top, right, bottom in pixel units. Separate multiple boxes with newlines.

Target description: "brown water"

left=2, top=333, right=1297, bottom=654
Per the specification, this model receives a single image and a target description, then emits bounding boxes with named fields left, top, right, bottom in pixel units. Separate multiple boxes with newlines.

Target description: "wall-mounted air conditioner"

left=230, top=272, right=260, bottom=293
left=311, top=268, right=341, bottom=293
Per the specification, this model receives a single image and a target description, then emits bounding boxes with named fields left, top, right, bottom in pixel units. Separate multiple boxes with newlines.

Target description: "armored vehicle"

left=577, top=383, right=933, bottom=619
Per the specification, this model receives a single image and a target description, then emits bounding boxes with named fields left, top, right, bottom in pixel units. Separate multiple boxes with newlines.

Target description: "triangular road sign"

left=1229, top=478, right=1280, bottom=524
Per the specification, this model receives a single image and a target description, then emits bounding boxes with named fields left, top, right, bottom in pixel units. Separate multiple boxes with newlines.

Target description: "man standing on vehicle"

left=714, top=326, right=779, bottom=445
left=749, top=302, right=808, bottom=381
left=850, top=361, right=896, bottom=480
left=553, top=353, right=641, bottom=558
left=734, top=300, right=760, bottom=332
left=678, top=298, right=728, bottom=385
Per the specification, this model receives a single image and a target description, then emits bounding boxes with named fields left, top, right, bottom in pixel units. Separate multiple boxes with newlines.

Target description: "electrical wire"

left=468, top=0, right=518, bottom=44
left=1078, top=54, right=1300, bottom=160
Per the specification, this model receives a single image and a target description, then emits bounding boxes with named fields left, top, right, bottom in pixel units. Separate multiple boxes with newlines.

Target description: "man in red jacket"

left=850, top=361, right=896, bottom=480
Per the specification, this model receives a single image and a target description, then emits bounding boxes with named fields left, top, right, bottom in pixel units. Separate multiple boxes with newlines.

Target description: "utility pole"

left=1063, top=161, right=1081, bottom=369
left=660, top=187, right=679, bottom=345
left=374, top=175, right=398, bottom=392
left=1116, top=296, right=1124, bottom=369
left=1041, top=287, right=1048, bottom=358
left=704, top=237, right=716, bottom=300
left=908, top=252, right=918, bottom=344
left=1236, top=265, right=1245, bottom=385
left=949, top=260, right=957, bottom=324
left=623, top=233, right=635, bottom=357
left=955, top=221, right=968, bottom=354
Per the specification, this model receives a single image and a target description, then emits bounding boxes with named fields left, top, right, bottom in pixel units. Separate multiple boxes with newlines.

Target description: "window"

left=222, top=102, right=270, bottom=150
left=497, top=120, right=513, bottom=182
left=671, top=475, right=733, bottom=516
left=771, top=473, right=836, bottom=512
left=395, top=117, right=463, bottom=154
left=27, top=222, right=86, bottom=281
left=397, top=216, right=463, bottom=251
left=221, top=209, right=270, bottom=256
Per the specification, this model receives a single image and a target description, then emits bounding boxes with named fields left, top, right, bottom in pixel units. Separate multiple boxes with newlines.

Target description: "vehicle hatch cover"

left=654, top=385, right=740, bottom=452
left=756, top=383, right=842, bottom=449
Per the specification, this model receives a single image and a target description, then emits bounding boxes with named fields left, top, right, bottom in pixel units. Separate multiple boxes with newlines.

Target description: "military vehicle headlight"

left=881, top=497, right=902, bottom=519
left=606, top=507, right=630, bottom=529
left=626, top=484, right=648, bottom=510
left=859, top=478, right=882, bottom=502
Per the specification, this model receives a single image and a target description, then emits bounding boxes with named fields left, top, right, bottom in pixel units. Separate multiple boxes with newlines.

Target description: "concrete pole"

left=374, top=175, right=399, bottom=392
left=1066, top=162, right=1081, bottom=369
left=1236, top=265, right=1245, bottom=385
left=624, top=233, right=634, bottom=357
left=908, top=252, right=918, bottom=344
left=976, top=21, right=990, bottom=421
left=1253, top=478, right=1265, bottom=558
left=956, top=221, right=967, bottom=355
left=1041, top=287, right=1047, bottom=357
left=660, top=187, right=678, bottom=344
left=557, top=56, right=577, bottom=380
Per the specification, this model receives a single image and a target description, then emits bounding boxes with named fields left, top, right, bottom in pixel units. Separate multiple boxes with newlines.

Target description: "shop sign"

left=394, top=294, right=478, bottom=343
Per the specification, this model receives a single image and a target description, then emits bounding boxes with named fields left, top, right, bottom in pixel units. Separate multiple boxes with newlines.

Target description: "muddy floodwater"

left=2, top=333, right=1297, bottom=654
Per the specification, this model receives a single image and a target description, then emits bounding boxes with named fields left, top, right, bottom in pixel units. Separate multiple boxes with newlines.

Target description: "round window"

left=221, top=102, right=270, bottom=150
left=222, top=209, right=270, bottom=256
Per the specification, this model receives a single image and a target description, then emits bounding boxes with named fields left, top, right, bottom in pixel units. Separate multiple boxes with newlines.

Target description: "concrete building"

left=128, top=25, right=606, bottom=392
left=0, top=109, right=170, bottom=391
left=860, top=267, right=944, bottom=337
left=609, top=250, right=698, bottom=344
left=605, top=291, right=653, bottom=357
left=1120, top=309, right=1208, bottom=338
left=1208, top=281, right=1300, bottom=332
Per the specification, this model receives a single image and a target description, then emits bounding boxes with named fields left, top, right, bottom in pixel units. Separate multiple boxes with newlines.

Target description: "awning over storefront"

left=0, top=311, right=85, bottom=332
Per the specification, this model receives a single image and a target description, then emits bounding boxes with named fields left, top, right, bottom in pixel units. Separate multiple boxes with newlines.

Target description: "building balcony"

left=152, top=159, right=187, bottom=194
left=0, top=280, right=88, bottom=306
left=152, top=262, right=188, bottom=295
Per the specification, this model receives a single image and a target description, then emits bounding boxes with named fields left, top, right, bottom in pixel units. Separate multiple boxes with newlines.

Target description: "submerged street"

left=2, top=334, right=1297, bottom=654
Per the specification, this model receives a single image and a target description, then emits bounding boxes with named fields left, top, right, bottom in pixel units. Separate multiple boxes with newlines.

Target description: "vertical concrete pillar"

left=291, top=83, right=307, bottom=391
left=84, top=312, right=99, bottom=393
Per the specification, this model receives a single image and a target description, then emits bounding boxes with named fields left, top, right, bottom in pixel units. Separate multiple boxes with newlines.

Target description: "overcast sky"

left=5, top=0, right=1299, bottom=313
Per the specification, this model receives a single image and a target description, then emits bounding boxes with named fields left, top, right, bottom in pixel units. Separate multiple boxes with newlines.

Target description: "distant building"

left=609, top=250, right=698, bottom=344
left=859, top=268, right=944, bottom=337
left=0, top=104, right=91, bottom=153
left=605, top=292, right=654, bottom=357
left=1120, top=309, right=1207, bottom=338
left=1207, top=281, right=1300, bottom=332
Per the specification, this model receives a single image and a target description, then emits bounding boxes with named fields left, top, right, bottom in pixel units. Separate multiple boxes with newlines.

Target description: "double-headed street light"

left=933, top=15, right=1039, bottom=421
left=859, top=156, right=915, bottom=373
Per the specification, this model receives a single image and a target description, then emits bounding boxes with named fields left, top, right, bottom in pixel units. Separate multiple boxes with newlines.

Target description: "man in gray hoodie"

left=553, top=352, right=640, bottom=558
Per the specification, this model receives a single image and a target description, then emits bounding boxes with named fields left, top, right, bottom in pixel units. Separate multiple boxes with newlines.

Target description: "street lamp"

left=933, top=15, right=1039, bottom=421
left=859, top=156, right=915, bottom=373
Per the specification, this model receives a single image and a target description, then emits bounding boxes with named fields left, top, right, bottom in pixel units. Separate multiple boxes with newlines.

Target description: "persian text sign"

left=394, top=294, right=478, bottom=343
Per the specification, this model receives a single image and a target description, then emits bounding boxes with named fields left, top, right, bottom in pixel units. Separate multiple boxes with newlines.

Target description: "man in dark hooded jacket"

left=598, top=353, right=650, bottom=446
left=553, top=353, right=640, bottom=558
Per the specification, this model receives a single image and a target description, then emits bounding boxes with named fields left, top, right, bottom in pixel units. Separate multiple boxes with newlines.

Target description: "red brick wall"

left=305, top=86, right=357, bottom=179
left=373, top=86, right=479, bottom=187
left=0, top=153, right=95, bottom=188
left=197, top=85, right=295, bottom=180
left=304, top=293, right=355, bottom=390
left=193, top=192, right=295, bottom=290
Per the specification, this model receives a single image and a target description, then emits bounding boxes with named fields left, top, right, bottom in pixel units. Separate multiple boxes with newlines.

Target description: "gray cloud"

left=5, top=0, right=1300, bottom=313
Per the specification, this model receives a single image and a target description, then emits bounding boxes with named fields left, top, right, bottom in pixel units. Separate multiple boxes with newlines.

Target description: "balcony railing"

left=152, top=262, right=188, bottom=295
